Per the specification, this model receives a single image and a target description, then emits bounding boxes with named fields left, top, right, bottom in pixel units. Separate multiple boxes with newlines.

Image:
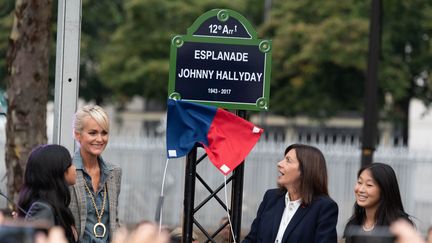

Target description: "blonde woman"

left=69, top=105, right=122, bottom=242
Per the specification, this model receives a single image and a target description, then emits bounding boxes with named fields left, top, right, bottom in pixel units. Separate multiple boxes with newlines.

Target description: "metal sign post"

left=53, top=0, right=82, bottom=153
left=168, top=9, right=272, bottom=242
left=361, top=0, right=381, bottom=166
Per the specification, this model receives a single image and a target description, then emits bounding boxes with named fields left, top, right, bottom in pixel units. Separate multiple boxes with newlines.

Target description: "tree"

left=97, top=0, right=250, bottom=107
left=2, top=0, right=428, bottom=156
left=379, top=0, right=432, bottom=144
left=0, top=0, right=15, bottom=89
left=260, top=0, right=432, bottom=144
left=79, top=0, right=125, bottom=105
left=260, top=0, right=370, bottom=118
left=5, top=0, right=52, bottom=204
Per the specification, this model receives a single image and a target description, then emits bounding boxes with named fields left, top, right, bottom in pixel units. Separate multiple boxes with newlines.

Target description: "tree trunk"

left=5, top=0, right=52, bottom=207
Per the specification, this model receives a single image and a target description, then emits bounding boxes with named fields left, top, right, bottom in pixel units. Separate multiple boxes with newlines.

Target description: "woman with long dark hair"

left=18, top=144, right=78, bottom=243
left=344, top=162, right=413, bottom=242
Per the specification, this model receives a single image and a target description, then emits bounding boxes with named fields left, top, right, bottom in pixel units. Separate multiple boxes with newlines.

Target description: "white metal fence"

left=1, top=134, right=431, bottom=238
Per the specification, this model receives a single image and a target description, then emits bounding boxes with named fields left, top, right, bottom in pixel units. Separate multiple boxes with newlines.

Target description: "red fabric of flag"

left=203, top=108, right=263, bottom=175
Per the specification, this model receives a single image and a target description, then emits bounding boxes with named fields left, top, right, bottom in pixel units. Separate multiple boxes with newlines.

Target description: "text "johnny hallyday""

left=177, top=50, right=263, bottom=82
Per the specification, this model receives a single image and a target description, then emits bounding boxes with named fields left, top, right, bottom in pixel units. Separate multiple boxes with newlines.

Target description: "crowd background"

left=2, top=135, right=431, bottom=241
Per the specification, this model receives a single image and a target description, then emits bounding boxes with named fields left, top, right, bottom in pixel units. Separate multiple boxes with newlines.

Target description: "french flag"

left=166, top=99, right=263, bottom=175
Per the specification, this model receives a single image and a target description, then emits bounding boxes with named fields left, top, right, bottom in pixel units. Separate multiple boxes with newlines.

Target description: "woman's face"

left=354, top=169, right=381, bottom=210
left=277, top=149, right=301, bottom=189
left=75, top=116, right=108, bottom=157
left=64, top=164, right=77, bottom=185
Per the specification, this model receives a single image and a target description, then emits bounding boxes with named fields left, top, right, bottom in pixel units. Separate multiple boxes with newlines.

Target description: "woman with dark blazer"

left=18, top=144, right=78, bottom=243
left=242, top=144, right=338, bottom=243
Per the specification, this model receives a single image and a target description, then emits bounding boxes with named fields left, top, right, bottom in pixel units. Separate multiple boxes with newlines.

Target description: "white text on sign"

left=194, top=50, right=248, bottom=62
left=178, top=69, right=262, bottom=82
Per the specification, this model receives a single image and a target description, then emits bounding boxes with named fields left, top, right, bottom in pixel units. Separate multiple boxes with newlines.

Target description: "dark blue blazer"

left=242, top=189, right=338, bottom=243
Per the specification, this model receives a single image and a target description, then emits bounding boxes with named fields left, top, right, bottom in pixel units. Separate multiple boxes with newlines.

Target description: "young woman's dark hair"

left=278, top=143, right=329, bottom=205
left=18, top=144, right=76, bottom=242
left=345, top=162, right=412, bottom=228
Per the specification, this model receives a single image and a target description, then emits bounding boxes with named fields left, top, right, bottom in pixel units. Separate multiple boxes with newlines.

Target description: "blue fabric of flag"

left=166, top=98, right=217, bottom=158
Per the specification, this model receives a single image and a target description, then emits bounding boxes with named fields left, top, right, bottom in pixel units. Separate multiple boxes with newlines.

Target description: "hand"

left=112, top=222, right=169, bottom=243
left=34, top=227, right=68, bottom=243
left=390, top=219, right=425, bottom=243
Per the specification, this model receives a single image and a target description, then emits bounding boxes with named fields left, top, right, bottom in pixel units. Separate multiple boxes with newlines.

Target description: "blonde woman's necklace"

left=84, top=181, right=107, bottom=238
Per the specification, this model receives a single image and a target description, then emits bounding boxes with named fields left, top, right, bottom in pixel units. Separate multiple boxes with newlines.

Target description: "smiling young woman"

left=343, top=163, right=413, bottom=243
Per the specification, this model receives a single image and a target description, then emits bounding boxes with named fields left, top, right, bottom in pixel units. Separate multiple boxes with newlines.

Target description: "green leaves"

left=264, top=0, right=369, bottom=118
left=1, top=0, right=429, bottom=125
left=95, top=0, right=251, bottom=105
left=0, top=0, right=15, bottom=89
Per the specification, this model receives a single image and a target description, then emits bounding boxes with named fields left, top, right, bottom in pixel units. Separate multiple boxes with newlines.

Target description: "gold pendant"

left=93, top=222, right=106, bottom=238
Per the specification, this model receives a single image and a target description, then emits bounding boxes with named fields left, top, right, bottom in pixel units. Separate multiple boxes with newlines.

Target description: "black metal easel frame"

left=182, top=110, right=247, bottom=243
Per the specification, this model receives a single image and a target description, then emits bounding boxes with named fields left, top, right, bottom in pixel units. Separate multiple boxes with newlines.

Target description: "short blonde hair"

left=73, top=105, right=109, bottom=133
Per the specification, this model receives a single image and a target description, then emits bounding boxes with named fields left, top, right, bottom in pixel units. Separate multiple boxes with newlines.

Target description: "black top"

left=344, top=225, right=395, bottom=243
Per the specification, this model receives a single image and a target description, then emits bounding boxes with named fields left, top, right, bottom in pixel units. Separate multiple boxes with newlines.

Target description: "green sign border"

left=168, top=9, right=272, bottom=111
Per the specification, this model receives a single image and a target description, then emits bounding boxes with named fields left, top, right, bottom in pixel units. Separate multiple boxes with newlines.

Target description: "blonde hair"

left=73, top=104, right=109, bottom=133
